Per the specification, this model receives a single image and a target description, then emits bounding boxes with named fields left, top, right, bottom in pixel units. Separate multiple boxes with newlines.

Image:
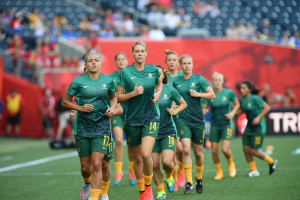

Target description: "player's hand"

left=69, top=110, right=77, bottom=120
left=173, top=105, right=179, bottom=110
left=105, top=107, right=115, bottom=118
left=190, top=89, right=199, bottom=97
left=133, top=83, right=144, bottom=96
left=79, top=104, right=94, bottom=112
left=203, top=108, right=209, bottom=115
left=167, top=107, right=178, bottom=115
left=252, top=117, right=260, bottom=125
left=225, top=112, right=234, bottom=119
left=152, top=93, right=159, bottom=103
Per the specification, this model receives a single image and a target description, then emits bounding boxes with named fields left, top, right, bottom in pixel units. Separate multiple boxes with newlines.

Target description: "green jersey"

left=173, top=74, right=210, bottom=126
left=117, top=63, right=160, bottom=126
left=157, top=84, right=182, bottom=140
left=240, top=94, right=266, bottom=134
left=167, top=71, right=183, bottom=87
left=109, top=71, right=127, bottom=118
left=203, top=88, right=236, bottom=129
left=67, top=73, right=116, bottom=137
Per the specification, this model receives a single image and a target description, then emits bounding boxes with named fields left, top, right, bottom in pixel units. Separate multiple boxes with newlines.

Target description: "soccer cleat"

left=214, top=171, right=224, bottom=180
left=229, top=161, right=236, bottom=178
left=100, top=194, right=109, bottom=200
left=247, top=171, right=260, bottom=177
left=80, top=183, right=91, bottom=200
left=113, top=171, right=124, bottom=186
left=156, top=191, right=166, bottom=199
left=195, top=179, right=203, bottom=194
left=145, top=185, right=154, bottom=200
left=139, top=192, right=145, bottom=200
left=129, top=167, right=137, bottom=185
left=183, top=182, right=194, bottom=194
left=178, top=171, right=185, bottom=188
left=269, top=158, right=278, bottom=175
left=165, top=177, right=175, bottom=193
left=174, top=181, right=178, bottom=192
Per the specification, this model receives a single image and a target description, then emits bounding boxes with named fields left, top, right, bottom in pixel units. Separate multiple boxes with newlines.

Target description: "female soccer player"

left=116, top=41, right=163, bottom=200
left=173, top=54, right=215, bottom=194
left=70, top=104, right=123, bottom=200
left=237, top=80, right=277, bottom=177
left=164, top=49, right=185, bottom=190
left=202, top=72, right=239, bottom=180
left=152, top=65, right=187, bottom=200
left=62, top=52, right=117, bottom=200
left=109, top=53, right=136, bottom=186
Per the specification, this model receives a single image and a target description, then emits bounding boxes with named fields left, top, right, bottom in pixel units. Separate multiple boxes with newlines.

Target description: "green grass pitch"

left=0, top=136, right=299, bottom=200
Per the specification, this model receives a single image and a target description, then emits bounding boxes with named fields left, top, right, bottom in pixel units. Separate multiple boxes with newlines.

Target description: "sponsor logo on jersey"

left=130, top=76, right=136, bottom=79
left=177, top=85, right=182, bottom=88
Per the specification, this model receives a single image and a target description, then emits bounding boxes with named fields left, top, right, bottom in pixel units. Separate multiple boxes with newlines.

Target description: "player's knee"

left=183, top=148, right=191, bottom=157
left=194, top=150, right=203, bottom=159
left=81, top=163, right=91, bottom=174
left=153, top=160, right=161, bottom=171
left=115, top=137, right=123, bottom=147
left=102, top=160, right=109, bottom=171
left=243, top=146, right=251, bottom=154
left=162, top=161, right=173, bottom=171
left=211, top=147, right=218, bottom=154
left=141, top=151, right=152, bottom=161
left=221, top=147, right=229, bottom=154
left=134, top=155, right=143, bottom=165
left=92, top=162, right=102, bottom=173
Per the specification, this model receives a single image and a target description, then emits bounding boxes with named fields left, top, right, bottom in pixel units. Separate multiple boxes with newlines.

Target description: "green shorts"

left=209, top=128, right=233, bottom=143
left=124, top=121, right=159, bottom=147
left=111, top=115, right=124, bottom=129
left=75, top=135, right=111, bottom=158
left=242, top=130, right=264, bottom=149
left=177, top=121, right=205, bottom=145
left=152, top=136, right=176, bottom=152
left=104, top=140, right=114, bottom=161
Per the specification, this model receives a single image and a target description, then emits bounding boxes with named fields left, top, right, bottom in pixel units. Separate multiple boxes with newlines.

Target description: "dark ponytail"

left=242, top=80, right=260, bottom=95
left=156, top=65, right=168, bottom=84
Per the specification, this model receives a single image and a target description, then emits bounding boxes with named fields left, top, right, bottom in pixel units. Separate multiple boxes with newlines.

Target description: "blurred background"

left=0, top=0, right=299, bottom=139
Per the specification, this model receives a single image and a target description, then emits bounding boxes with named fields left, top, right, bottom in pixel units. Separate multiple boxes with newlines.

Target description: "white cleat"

left=247, top=171, right=260, bottom=177
left=100, top=194, right=109, bottom=200
left=80, top=183, right=91, bottom=200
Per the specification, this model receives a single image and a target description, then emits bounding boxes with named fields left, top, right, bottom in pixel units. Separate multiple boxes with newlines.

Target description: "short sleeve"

left=255, top=95, right=266, bottom=107
left=229, top=89, right=236, bottom=102
left=117, top=70, right=126, bottom=89
left=170, top=87, right=181, bottom=104
left=67, top=78, right=79, bottom=97
left=202, top=99, right=210, bottom=105
left=199, top=76, right=210, bottom=91
left=108, top=78, right=116, bottom=95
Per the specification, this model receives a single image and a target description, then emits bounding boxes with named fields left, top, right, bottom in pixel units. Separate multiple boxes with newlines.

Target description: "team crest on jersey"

left=179, top=130, right=184, bottom=135
left=163, top=94, right=168, bottom=99
left=102, top=84, right=107, bottom=88
left=191, top=82, right=195, bottom=87
left=148, top=73, right=153, bottom=78
left=112, top=120, right=117, bottom=124
left=248, top=102, right=252, bottom=107
left=223, top=96, right=227, bottom=101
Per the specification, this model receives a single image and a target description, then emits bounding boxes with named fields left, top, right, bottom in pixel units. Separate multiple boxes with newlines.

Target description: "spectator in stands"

left=207, top=1, right=220, bottom=18
left=113, top=9, right=124, bottom=36
left=6, top=88, right=23, bottom=137
left=156, top=0, right=173, bottom=13
left=147, top=6, right=164, bottom=28
left=289, top=31, right=300, bottom=49
left=61, top=25, right=77, bottom=39
left=281, top=87, right=296, bottom=107
left=40, top=88, right=55, bottom=138
left=61, top=55, right=70, bottom=68
left=279, top=31, right=290, bottom=47
left=53, top=13, right=67, bottom=28
left=33, top=13, right=46, bottom=44
left=29, top=8, right=39, bottom=27
left=78, top=15, right=92, bottom=33
left=0, top=99, right=3, bottom=120
left=258, top=19, right=270, bottom=41
left=7, top=33, right=24, bottom=75
left=236, top=21, right=247, bottom=39
left=261, top=84, right=276, bottom=106
left=138, top=0, right=151, bottom=11
left=177, top=8, right=191, bottom=28
left=139, top=25, right=150, bottom=38
left=226, top=23, right=238, bottom=38
left=245, top=22, right=255, bottom=40
left=163, top=8, right=180, bottom=36
left=100, top=26, right=114, bottom=38
left=192, top=0, right=205, bottom=16
left=0, top=9, right=10, bottom=30
left=149, top=25, right=166, bottom=40
left=69, top=55, right=79, bottom=68
left=9, top=13, right=22, bottom=34
left=122, top=14, right=136, bottom=36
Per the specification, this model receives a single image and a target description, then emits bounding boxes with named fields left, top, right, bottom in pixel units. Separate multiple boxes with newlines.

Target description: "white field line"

left=0, top=152, right=77, bottom=173
left=0, top=166, right=299, bottom=177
